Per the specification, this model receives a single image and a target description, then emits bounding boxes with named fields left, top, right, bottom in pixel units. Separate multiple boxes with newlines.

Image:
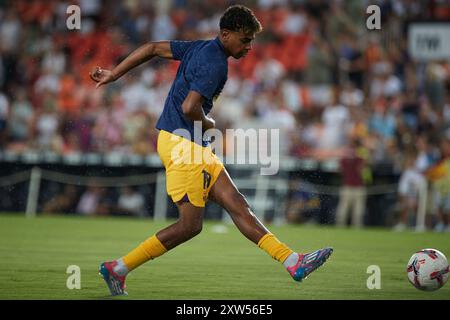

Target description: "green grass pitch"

left=0, top=214, right=449, bottom=300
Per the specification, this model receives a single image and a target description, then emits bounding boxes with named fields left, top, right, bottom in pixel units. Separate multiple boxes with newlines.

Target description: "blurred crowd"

left=1, top=0, right=450, bottom=230
left=42, top=184, right=147, bottom=217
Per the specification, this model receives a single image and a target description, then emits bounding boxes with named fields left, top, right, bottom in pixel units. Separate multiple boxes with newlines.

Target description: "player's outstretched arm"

left=90, top=41, right=173, bottom=88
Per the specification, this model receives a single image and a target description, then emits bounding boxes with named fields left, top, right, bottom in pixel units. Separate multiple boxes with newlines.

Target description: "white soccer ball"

left=406, top=248, right=449, bottom=291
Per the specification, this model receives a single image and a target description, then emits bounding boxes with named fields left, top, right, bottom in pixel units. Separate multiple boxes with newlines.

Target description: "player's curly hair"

left=220, top=5, right=262, bottom=34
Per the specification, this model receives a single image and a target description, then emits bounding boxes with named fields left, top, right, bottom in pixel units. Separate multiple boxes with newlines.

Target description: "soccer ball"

left=406, top=248, right=449, bottom=291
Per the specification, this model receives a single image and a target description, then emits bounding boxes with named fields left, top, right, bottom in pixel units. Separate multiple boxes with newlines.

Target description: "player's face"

left=222, top=30, right=255, bottom=59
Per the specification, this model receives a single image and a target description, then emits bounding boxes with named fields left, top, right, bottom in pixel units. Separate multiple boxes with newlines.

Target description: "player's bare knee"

left=191, top=223, right=203, bottom=237
left=179, top=219, right=202, bottom=239
left=184, top=225, right=202, bottom=240
left=189, top=219, right=203, bottom=236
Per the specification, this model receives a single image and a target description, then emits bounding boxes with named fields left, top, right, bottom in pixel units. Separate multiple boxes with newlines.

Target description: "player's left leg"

left=99, top=199, right=204, bottom=296
left=208, top=168, right=333, bottom=282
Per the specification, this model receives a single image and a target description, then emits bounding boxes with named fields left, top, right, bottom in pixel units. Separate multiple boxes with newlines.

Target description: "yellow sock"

left=122, top=235, right=167, bottom=271
left=257, top=233, right=293, bottom=263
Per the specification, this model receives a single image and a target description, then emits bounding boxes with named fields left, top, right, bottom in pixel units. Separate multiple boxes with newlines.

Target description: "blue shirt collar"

left=214, top=36, right=228, bottom=57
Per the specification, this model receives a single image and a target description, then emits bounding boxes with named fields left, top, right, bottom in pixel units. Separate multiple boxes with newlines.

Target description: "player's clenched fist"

left=90, top=66, right=116, bottom=88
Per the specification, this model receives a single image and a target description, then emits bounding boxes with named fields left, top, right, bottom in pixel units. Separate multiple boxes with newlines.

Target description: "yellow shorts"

left=157, top=130, right=224, bottom=207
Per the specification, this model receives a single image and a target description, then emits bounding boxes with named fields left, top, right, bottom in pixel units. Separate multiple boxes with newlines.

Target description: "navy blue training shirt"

left=155, top=37, right=228, bottom=146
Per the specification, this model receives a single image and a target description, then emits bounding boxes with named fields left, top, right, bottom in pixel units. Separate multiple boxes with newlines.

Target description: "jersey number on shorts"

left=202, top=170, right=212, bottom=190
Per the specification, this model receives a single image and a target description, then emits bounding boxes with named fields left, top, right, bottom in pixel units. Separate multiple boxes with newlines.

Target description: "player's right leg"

left=100, top=130, right=209, bottom=296
left=99, top=199, right=204, bottom=296
left=208, top=168, right=333, bottom=282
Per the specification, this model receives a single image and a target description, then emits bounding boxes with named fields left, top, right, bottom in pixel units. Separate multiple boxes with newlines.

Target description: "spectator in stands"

left=415, top=135, right=440, bottom=173
left=0, top=90, right=9, bottom=149
left=424, top=61, right=447, bottom=110
left=318, top=87, right=350, bottom=157
left=76, top=185, right=110, bottom=216
left=116, top=186, right=146, bottom=217
left=370, top=61, right=402, bottom=99
left=335, top=138, right=368, bottom=228
left=427, top=137, right=450, bottom=233
left=340, top=81, right=364, bottom=109
left=253, top=51, right=286, bottom=90
left=122, top=109, right=152, bottom=152
left=33, top=93, right=61, bottom=152
left=8, top=89, right=33, bottom=148
left=42, top=185, right=79, bottom=214
left=369, top=98, right=397, bottom=142
left=305, top=31, right=334, bottom=86
left=131, top=119, right=158, bottom=155
left=0, top=8, right=22, bottom=55
left=443, top=92, right=450, bottom=125
left=393, top=150, right=427, bottom=231
left=41, top=43, right=66, bottom=76
left=91, top=94, right=124, bottom=153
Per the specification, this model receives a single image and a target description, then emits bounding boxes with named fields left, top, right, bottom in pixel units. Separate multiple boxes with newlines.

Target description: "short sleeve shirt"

left=156, top=37, right=228, bottom=146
